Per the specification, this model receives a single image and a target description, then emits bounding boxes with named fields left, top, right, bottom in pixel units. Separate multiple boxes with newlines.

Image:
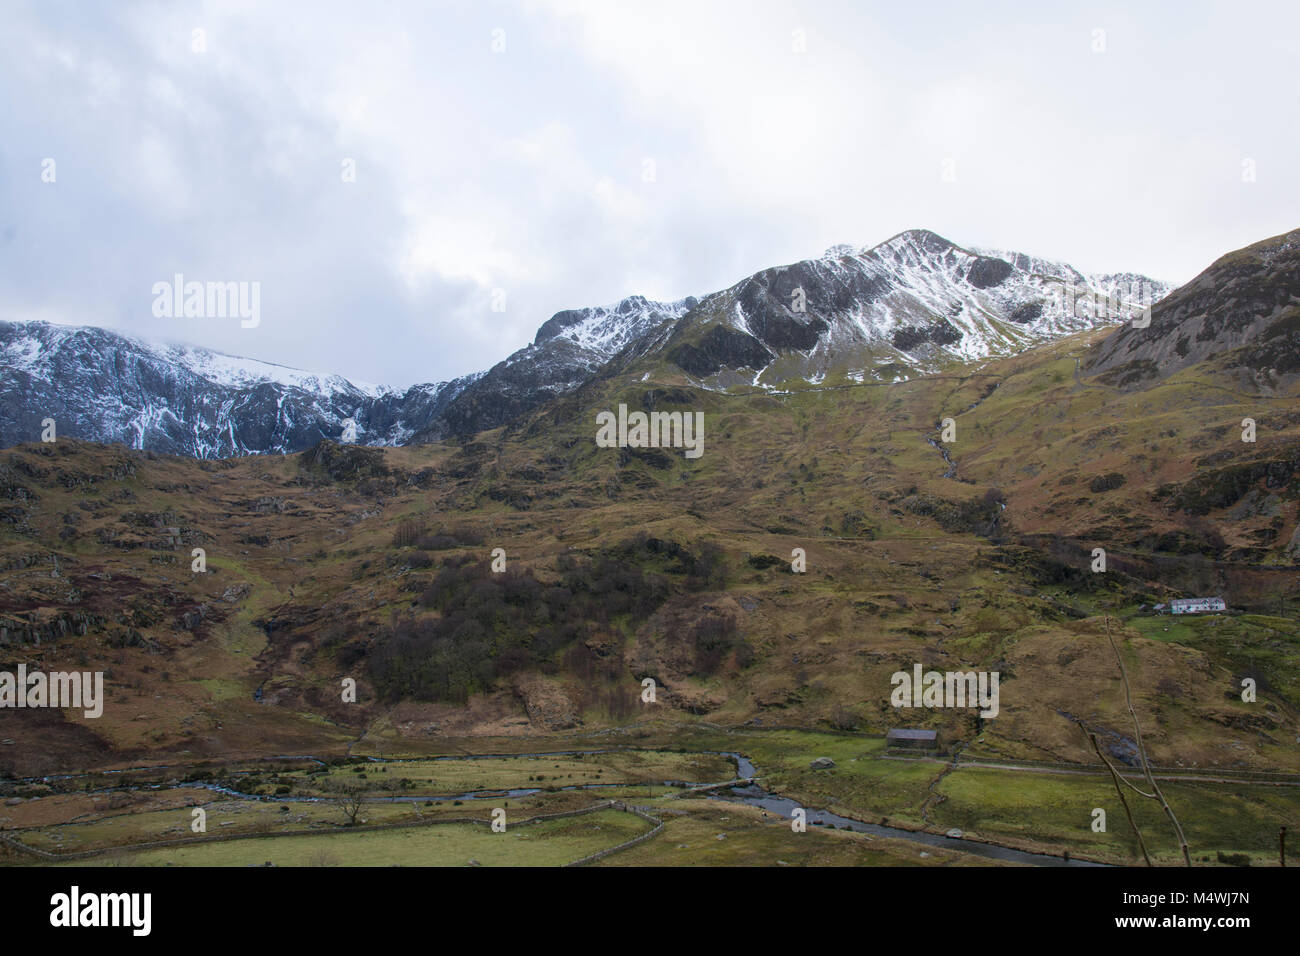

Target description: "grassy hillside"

left=1, top=324, right=1297, bottom=776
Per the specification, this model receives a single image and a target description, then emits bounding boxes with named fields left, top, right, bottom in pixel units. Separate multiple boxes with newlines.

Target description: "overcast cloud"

left=2, top=0, right=1297, bottom=386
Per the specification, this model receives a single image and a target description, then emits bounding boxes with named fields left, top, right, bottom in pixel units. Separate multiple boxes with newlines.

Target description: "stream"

left=710, top=785, right=1102, bottom=867
left=924, top=436, right=958, bottom=479
left=705, top=753, right=1103, bottom=866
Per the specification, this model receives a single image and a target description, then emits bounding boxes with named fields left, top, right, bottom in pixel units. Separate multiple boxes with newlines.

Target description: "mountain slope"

left=0, top=321, right=479, bottom=457
left=2, top=318, right=1295, bottom=771
left=0, top=296, right=697, bottom=454
left=1087, top=227, right=1300, bottom=390
left=414, top=295, right=696, bottom=441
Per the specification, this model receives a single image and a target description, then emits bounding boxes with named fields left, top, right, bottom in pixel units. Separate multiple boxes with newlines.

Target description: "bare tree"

left=330, top=782, right=367, bottom=827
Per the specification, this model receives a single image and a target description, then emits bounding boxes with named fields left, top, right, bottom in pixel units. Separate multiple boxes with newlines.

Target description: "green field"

left=60, top=809, right=650, bottom=867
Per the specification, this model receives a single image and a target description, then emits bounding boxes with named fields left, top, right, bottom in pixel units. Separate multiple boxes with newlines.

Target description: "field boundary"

left=564, top=803, right=664, bottom=867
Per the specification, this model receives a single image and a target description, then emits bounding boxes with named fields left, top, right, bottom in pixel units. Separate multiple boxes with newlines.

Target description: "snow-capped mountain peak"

left=650, top=229, right=1174, bottom=387
left=0, top=229, right=1176, bottom=456
left=533, top=294, right=697, bottom=353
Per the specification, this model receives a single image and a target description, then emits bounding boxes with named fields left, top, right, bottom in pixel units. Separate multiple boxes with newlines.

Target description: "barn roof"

left=887, top=728, right=938, bottom=740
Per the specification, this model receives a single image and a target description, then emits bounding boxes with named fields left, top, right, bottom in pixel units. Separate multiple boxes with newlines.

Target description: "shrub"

left=829, top=704, right=858, bottom=731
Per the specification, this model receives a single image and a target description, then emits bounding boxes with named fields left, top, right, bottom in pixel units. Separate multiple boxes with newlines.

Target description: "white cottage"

left=1170, top=597, right=1226, bottom=615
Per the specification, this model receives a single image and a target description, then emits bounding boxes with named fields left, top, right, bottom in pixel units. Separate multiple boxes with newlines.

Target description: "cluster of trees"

left=367, top=549, right=674, bottom=702
left=692, top=609, right=748, bottom=675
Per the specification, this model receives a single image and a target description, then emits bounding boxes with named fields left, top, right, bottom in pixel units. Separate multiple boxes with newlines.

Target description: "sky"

left=2, top=0, right=1297, bottom=387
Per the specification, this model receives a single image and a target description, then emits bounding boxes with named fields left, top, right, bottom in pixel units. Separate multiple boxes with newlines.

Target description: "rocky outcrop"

left=666, top=326, right=775, bottom=377
left=513, top=674, right=582, bottom=731
left=1088, top=227, right=1300, bottom=385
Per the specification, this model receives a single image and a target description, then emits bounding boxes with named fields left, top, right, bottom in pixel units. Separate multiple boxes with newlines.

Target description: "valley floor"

left=2, top=725, right=1294, bottom=867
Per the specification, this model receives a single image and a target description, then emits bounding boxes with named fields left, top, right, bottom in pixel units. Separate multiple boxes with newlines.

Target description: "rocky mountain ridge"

left=0, top=230, right=1173, bottom=456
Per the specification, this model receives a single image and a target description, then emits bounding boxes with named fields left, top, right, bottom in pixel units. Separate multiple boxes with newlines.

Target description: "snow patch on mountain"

left=533, top=294, right=696, bottom=353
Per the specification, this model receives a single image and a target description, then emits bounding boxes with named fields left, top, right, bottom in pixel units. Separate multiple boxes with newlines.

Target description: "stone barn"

left=886, top=728, right=940, bottom=750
